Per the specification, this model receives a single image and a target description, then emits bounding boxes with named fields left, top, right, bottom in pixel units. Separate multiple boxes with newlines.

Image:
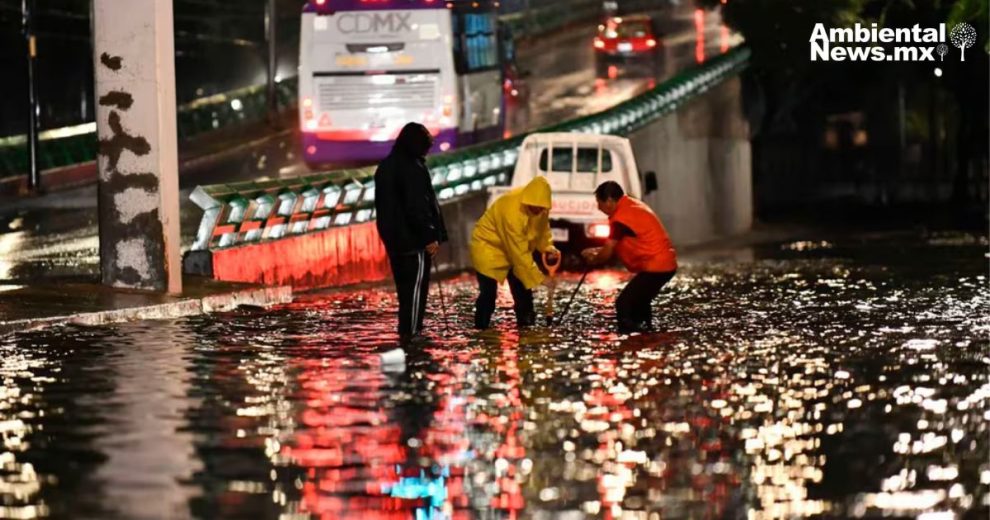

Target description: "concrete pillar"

left=93, top=0, right=182, bottom=294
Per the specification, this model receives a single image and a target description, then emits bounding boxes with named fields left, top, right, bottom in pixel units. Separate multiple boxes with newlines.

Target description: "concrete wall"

left=631, top=76, right=752, bottom=247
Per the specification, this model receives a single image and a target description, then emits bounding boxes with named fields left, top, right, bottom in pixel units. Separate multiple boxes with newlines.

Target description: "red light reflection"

left=694, top=9, right=706, bottom=64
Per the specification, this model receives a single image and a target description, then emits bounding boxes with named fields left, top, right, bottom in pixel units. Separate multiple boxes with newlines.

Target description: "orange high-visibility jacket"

left=609, top=195, right=677, bottom=273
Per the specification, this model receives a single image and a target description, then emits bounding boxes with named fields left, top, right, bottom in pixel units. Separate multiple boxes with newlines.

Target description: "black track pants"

left=615, top=271, right=675, bottom=332
left=388, top=250, right=432, bottom=336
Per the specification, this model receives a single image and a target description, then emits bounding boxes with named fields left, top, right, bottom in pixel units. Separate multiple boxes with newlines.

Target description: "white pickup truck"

left=487, top=132, right=658, bottom=251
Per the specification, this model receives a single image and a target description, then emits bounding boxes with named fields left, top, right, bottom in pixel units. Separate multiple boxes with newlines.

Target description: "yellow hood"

left=520, top=176, right=552, bottom=209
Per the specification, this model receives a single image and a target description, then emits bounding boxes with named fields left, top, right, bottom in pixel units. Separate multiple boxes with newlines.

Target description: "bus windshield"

left=298, top=0, right=504, bottom=166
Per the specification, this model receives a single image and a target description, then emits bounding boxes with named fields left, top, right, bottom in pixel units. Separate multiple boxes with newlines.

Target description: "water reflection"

left=0, top=230, right=987, bottom=518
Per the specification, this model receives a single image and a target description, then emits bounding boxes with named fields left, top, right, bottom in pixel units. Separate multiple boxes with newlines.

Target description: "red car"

left=593, top=15, right=660, bottom=78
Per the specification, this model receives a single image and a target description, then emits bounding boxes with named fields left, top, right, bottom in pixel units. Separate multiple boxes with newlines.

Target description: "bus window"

left=453, top=12, right=498, bottom=73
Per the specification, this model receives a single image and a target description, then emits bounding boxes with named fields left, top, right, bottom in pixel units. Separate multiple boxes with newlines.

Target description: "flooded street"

left=1, top=228, right=987, bottom=519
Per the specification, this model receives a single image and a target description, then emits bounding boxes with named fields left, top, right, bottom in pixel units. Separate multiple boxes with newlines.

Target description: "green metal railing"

left=188, top=47, right=751, bottom=252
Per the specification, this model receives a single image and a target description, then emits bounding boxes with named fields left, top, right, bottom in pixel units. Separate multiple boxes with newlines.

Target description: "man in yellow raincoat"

left=470, top=176, right=560, bottom=329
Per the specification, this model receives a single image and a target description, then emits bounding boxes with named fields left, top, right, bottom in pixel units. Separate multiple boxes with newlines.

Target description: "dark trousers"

left=474, top=271, right=535, bottom=329
left=615, top=271, right=675, bottom=332
left=387, top=251, right=432, bottom=337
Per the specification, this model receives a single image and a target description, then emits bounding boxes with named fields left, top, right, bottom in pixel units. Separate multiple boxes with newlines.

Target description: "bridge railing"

left=188, top=47, right=751, bottom=253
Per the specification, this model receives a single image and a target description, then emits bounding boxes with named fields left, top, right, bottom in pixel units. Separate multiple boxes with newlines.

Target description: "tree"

left=950, top=22, right=977, bottom=61
left=936, top=43, right=948, bottom=61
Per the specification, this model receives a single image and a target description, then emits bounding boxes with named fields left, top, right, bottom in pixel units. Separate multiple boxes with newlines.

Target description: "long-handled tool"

left=542, top=251, right=562, bottom=326
left=433, top=262, right=451, bottom=334
left=555, top=264, right=592, bottom=327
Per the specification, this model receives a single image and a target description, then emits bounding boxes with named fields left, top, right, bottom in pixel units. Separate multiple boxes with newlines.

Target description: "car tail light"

left=647, top=38, right=657, bottom=48
left=588, top=223, right=611, bottom=239
left=594, top=38, right=605, bottom=49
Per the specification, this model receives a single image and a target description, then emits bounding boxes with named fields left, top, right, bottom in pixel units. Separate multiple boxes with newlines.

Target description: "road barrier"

left=183, top=47, right=751, bottom=288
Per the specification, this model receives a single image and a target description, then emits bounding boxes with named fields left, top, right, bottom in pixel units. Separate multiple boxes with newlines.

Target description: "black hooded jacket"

left=374, top=124, right=448, bottom=255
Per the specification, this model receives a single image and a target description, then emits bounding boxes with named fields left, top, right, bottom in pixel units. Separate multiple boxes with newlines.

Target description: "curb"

left=0, top=284, right=293, bottom=335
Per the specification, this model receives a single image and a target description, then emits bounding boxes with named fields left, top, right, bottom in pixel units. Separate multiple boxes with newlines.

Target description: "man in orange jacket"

left=581, top=181, right=677, bottom=333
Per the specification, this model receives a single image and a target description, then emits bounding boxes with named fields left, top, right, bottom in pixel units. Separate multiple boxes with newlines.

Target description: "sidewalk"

left=0, top=275, right=291, bottom=335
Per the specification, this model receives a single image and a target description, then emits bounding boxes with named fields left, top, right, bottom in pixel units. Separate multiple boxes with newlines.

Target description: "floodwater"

left=1, top=229, right=987, bottom=519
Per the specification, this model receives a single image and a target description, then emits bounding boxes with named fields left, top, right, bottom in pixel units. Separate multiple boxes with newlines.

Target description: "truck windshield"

left=539, top=146, right=613, bottom=172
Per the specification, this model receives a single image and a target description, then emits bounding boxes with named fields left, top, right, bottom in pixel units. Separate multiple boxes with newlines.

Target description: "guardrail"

left=187, top=47, right=751, bottom=254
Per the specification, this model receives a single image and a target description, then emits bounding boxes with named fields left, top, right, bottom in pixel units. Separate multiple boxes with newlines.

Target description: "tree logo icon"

left=949, top=23, right=976, bottom=61
left=936, top=43, right=948, bottom=61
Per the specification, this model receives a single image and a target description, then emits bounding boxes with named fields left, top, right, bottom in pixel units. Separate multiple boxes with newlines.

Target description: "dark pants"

left=615, top=271, right=675, bottom=332
left=387, top=250, right=431, bottom=337
left=474, top=271, right=535, bottom=329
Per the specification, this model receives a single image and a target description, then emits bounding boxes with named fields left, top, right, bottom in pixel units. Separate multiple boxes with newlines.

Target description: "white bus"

left=298, top=0, right=510, bottom=167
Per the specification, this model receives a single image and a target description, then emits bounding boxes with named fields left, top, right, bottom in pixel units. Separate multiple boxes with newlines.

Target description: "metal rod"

left=433, top=261, right=450, bottom=334
left=555, top=266, right=591, bottom=327
left=22, top=0, right=40, bottom=193
left=265, top=0, right=278, bottom=126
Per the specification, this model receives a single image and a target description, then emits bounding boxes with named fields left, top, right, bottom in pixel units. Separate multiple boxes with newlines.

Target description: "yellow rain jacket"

left=470, top=177, right=554, bottom=290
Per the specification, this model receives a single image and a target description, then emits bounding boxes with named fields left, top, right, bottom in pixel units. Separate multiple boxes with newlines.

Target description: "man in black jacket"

left=374, top=122, right=449, bottom=340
